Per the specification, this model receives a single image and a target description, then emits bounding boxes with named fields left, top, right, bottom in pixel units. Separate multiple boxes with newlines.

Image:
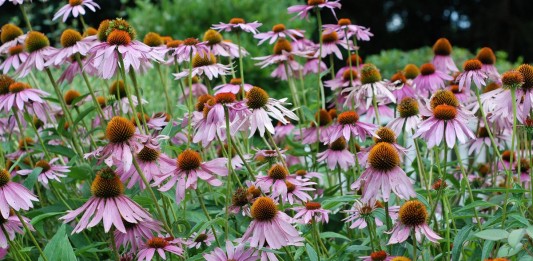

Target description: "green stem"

left=75, top=55, right=107, bottom=124
left=453, top=145, right=482, bottom=229
left=501, top=86, right=518, bottom=227
left=15, top=211, right=47, bottom=261
left=156, top=63, right=173, bottom=114
left=236, top=32, right=246, bottom=96
left=195, top=190, right=222, bottom=248
left=19, top=4, right=32, bottom=31
left=315, top=7, right=326, bottom=109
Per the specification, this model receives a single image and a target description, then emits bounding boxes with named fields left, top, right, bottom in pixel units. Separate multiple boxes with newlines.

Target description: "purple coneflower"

left=287, top=0, right=341, bottom=20
left=17, top=158, right=69, bottom=188
left=186, top=230, right=215, bottom=249
left=239, top=196, right=303, bottom=249
left=413, top=63, right=453, bottom=97
left=0, top=82, right=49, bottom=116
left=283, top=180, right=315, bottom=204
left=203, top=29, right=247, bottom=58
left=46, top=29, right=92, bottom=66
left=389, top=72, right=415, bottom=101
left=357, top=127, right=409, bottom=164
left=477, top=47, right=501, bottom=82
left=255, top=24, right=304, bottom=45
left=293, top=202, right=330, bottom=224
left=16, top=31, right=56, bottom=78
left=204, top=240, right=259, bottom=261
left=0, top=169, right=38, bottom=219
left=0, top=44, right=28, bottom=74
left=323, top=18, right=373, bottom=42
left=0, top=24, right=26, bottom=55
left=255, top=164, right=301, bottom=198
left=457, top=59, right=487, bottom=91
left=387, top=97, right=422, bottom=135
left=174, top=51, right=230, bottom=80
left=239, top=86, right=298, bottom=137
left=317, top=137, right=355, bottom=170
left=351, top=143, right=416, bottom=201
left=154, top=149, right=228, bottom=204
left=212, top=18, right=262, bottom=35
left=388, top=200, right=442, bottom=244
left=325, top=110, right=378, bottom=144
left=0, top=210, right=34, bottom=248
left=325, top=68, right=360, bottom=90
left=468, top=126, right=505, bottom=155
left=294, top=109, right=332, bottom=144
left=431, top=38, right=458, bottom=74
left=137, top=236, right=183, bottom=261
left=114, top=218, right=162, bottom=252
left=214, top=78, right=253, bottom=95
left=116, top=145, right=174, bottom=189
left=413, top=90, right=475, bottom=148
left=60, top=168, right=151, bottom=233
left=53, top=0, right=100, bottom=22
left=317, top=30, right=351, bottom=59
left=343, top=64, right=396, bottom=108
left=344, top=199, right=393, bottom=229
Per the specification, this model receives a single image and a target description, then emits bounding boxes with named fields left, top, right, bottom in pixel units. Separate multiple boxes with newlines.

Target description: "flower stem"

left=195, top=189, right=222, bottom=248
left=156, top=63, right=173, bottom=114
left=453, top=145, right=482, bottom=229
left=15, top=210, right=48, bottom=261
left=315, top=7, right=326, bottom=109
left=116, top=52, right=145, bottom=134
left=236, top=32, right=246, bottom=96
left=223, top=106, right=233, bottom=241
left=75, top=55, right=108, bottom=125
left=110, top=227, right=120, bottom=261
left=19, top=4, right=32, bottom=31
left=501, top=86, right=519, bottom=227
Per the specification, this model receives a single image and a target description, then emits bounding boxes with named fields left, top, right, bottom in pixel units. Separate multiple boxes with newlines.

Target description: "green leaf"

left=293, top=247, right=305, bottom=260
left=457, top=201, right=499, bottom=212
left=475, top=229, right=509, bottom=241
left=40, top=224, right=77, bottom=261
left=481, top=240, right=495, bottom=260
left=346, top=245, right=372, bottom=253
left=69, top=164, right=94, bottom=180
left=30, top=212, right=63, bottom=226
left=23, top=167, right=42, bottom=189
left=508, top=229, right=525, bottom=247
left=452, top=224, right=473, bottom=261
left=497, top=243, right=523, bottom=257
left=305, top=243, right=319, bottom=261
left=73, top=106, right=95, bottom=127
left=319, top=232, right=350, bottom=241
left=46, top=145, right=77, bottom=158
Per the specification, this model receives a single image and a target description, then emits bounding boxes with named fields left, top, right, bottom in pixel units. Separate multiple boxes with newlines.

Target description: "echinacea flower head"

left=403, top=64, right=420, bottom=80
left=414, top=90, right=475, bottom=148
left=501, top=70, right=524, bottom=88
left=239, top=196, right=303, bottom=249
left=326, top=110, right=378, bottom=143
left=241, top=86, right=298, bottom=137
left=0, top=43, right=28, bottom=74
left=255, top=164, right=301, bottom=198
left=477, top=47, right=500, bottom=81
left=432, top=38, right=458, bottom=73
left=0, top=74, right=15, bottom=96
left=351, top=143, right=415, bottom=201
left=137, top=236, right=184, bottom=261
left=60, top=167, right=151, bottom=233
left=17, top=158, right=69, bottom=188
left=143, top=32, right=163, bottom=47
left=343, top=64, right=396, bottom=108
left=204, top=240, right=259, bottom=261
left=388, top=200, right=442, bottom=244
left=212, top=18, right=262, bottom=34
left=0, top=24, right=25, bottom=55
left=0, top=82, right=49, bottom=120
left=214, top=78, right=253, bottom=95
left=284, top=180, right=315, bottom=204
left=287, top=0, right=341, bottom=20
left=293, top=201, right=330, bottom=224
left=16, top=31, right=56, bottom=78
left=387, top=97, right=421, bottom=134
left=413, top=63, right=453, bottom=96
left=53, top=0, right=100, bottom=22
left=323, top=18, right=374, bottom=42
left=457, top=59, right=487, bottom=91
left=0, top=169, right=39, bottom=218
left=254, top=23, right=304, bottom=45
left=154, top=149, right=227, bottom=204
left=174, top=51, right=229, bottom=80
left=114, top=218, right=162, bottom=252
left=317, top=137, right=355, bottom=170
left=186, top=230, right=215, bottom=249
left=360, top=250, right=395, bottom=261
left=203, top=29, right=246, bottom=58
left=171, top=37, right=209, bottom=63
left=0, top=210, right=34, bottom=248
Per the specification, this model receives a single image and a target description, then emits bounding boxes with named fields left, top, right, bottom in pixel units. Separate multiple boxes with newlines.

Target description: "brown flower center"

left=64, top=89, right=81, bottom=106
left=374, top=127, right=396, bottom=144
left=69, top=0, right=82, bottom=6
left=463, top=59, right=482, bottom=71
left=286, top=181, right=296, bottom=193
left=97, top=20, right=110, bottom=42
left=229, top=18, right=245, bottom=24
left=399, top=200, right=427, bottom=227
left=397, top=97, right=419, bottom=118
left=177, top=149, right=202, bottom=171
left=433, top=104, right=457, bottom=120
left=403, top=64, right=420, bottom=79
left=502, top=150, right=515, bottom=163
left=194, top=233, right=208, bottom=242
left=0, top=75, right=14, bottom=95
left=483, top=82, right=501, bottom=93
left=109, top=80, right=127, bottom=99
left=143, top=32, right=163, bottom=47
left=106, top=116, right=136, bottom=143
left=18, top=137, right=34, bottom=151
left=501, top=70, right=524, bottom=87
left=192, top=52, right=216, bottom=68
left=107, top=30, right=132, bottom=46
left=370, top=250, right=388, bottom=261
left=338, top=18, right=351, bottom=26
left=517, top=64, right=533, bottom=90
left=476, top=47, right=496, bottom=65
left=273, top=38, right=292, bottom=55
left=342, top=69, right=359, bottom=82
left=230, top=78, right=242, bottom=85
left=272, top=24, right=286, bottom=33
left=251, top=197, right=278, bottom=221
left=183, top=38, right=199, bottom=46
left=477, top=127, right=489, bottom=138
left=35, top=160, right=51, bottom=173
left=232, top=188, right=249, bottom=207
left=83, top=27, right=98, bottom=37
left=8, top=45, right=23, bottom=56
left=346, top=54, right=363, bottom=67
left=146, top=237, right=169, bottom=248
left=368, top=143, right=400, bottom=171
left=246, top=87, right=269, bottom=109
left=107, top=19, right=136, bottom=40
left=330, top=137, right=347, bottom=151
left=91, top=168, right=124, bottom=198
left=338, top=111, right=359, bottom=125
left=419, top=63, right=436, bottom=76
left=196, top=94, right=214, bottom=112
left=166, top=39, right=182, bottom=48
left=360, top=64, right=382, bottom=84
left=1, top=24, right=23, bottom=44
left=60, top=29, right=82, bottom=48
left=137, top=147, right=160, bottom=162
left=305, top=202, right=321, bottom=210
left=322, top=31, right=338, bottom=44
left=215, top=92, right=236, bottom=104
left=0, top=169, right=11, bottom=187
left=96, top=96, right=107, bottom=108
left=203, top=29, right=223, bottom=45
left=268, top=164, right=288, bottom=180
left=9, top=82, right=29, bottom=94
left=432, top=38, right=452, bottom=56
left=315, top=109, right=332, bottom=126
left=247, top=185, right=261, bottom=199
left=430, top=90, right=459, bottom=109
left=25, top=31, right=50, bottom=53
left=390, top=72, right=407, bottom=85
left=308, top=0, right=325, bottom=5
